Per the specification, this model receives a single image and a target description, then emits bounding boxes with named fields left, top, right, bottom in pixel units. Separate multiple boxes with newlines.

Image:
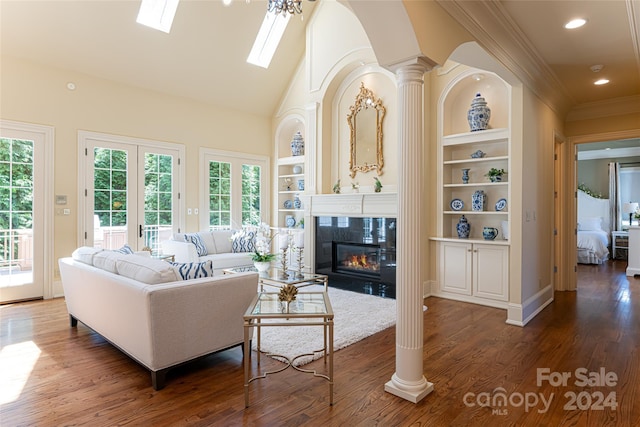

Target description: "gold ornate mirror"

left=347, top=83, right=385, bottom=178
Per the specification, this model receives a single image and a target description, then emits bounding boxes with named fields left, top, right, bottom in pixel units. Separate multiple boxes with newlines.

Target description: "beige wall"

left=1, top=55, right=272, bottom=278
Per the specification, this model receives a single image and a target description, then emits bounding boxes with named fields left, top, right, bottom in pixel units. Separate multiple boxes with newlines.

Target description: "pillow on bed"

left=578, top=217, right=603, bottom=231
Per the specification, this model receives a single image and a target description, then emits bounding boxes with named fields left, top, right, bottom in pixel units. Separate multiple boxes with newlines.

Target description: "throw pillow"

left=183, top=233, right=208, bottom=256
left=114, top=244, right=134, bottom=255
left=231, top=230, right=256, bottom=253
left=170, top=260, right=215, bottom=280
left=578, top=217, right=603, bottom=232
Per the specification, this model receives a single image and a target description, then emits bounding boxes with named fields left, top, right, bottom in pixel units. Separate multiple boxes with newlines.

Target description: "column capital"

left=389, top=56, right=437, bottom=82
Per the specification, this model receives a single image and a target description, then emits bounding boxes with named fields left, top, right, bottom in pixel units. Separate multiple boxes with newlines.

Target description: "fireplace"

left=315, top=216, right=396, bottom=298
left=333, top=242, right=381, bottom=278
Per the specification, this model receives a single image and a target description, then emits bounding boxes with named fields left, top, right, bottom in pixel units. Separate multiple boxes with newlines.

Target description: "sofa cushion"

left=183, top=233, right=209, bottom=256
left=200, top=252, right=253, bottom=271
left=170, top=260, right=215, bottom=280
left=211, top=230, right=234, bottom=253
left=116, top=256, right=178, bottom=284
left=231, top=230, right=256, bottom=253
left=93, top=250, right=129, bottom=274
left=71, top=246, right=103, bottom=265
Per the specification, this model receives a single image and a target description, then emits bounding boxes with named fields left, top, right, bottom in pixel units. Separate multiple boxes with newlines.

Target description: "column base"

left=384, top=374, right=434, bottom=403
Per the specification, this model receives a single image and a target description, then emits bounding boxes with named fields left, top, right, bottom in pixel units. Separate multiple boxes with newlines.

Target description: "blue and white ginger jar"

left=291, top=131, right=305, bottom=156
left=467, top=93, right=491, bottom=132
left=456, top=215, right=470, bottom=239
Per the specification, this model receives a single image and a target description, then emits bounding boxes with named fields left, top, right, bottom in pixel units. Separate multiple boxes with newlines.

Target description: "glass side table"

left=243, top=291, right=334, bottom=407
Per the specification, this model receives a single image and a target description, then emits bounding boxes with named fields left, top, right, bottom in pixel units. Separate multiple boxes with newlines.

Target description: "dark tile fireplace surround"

left=315, top=216, right=396, bottom=299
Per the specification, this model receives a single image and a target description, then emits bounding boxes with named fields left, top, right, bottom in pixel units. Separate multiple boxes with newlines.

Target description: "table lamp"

left=623, top=202, right=639, bottom=226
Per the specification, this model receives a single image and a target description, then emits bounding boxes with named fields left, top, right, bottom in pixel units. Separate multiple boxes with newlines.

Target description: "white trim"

left=506, top=284, right=554, bottom=327
left=0, top=120, right=54, bottom=300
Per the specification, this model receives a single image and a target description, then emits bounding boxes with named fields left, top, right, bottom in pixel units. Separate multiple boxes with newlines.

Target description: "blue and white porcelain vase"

left=293, top=196, right=302, bottom=209
left=291, top=131, right=305, bottom=156
left=472, top=190, right=486, bottom=211
left=456, top=215, right=470, bottom=239
left=467, top=93, right=491, bottom=132
left=461, top=168, right=470, bottom=184
left=297, top=179, right=305, bottom=191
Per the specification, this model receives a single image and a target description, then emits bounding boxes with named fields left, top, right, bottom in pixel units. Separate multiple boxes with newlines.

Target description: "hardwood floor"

left=1, top=260, right=639, bottom=426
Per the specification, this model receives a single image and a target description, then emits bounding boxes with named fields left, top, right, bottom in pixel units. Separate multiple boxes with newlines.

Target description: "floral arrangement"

left=577, top=183, right=604, bottom=199
left=251, top=222, right=278, bottom=262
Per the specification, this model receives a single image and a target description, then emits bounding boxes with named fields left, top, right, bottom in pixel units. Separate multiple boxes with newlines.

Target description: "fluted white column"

left=384, top=57, right=435, bottom=403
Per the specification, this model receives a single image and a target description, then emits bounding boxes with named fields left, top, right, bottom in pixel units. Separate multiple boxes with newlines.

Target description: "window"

left=208, top=161, right=232, bottom=229
left=79, top=131, right=183, bottom=252
left=200, top=149, right=269, bottom=230
left=242, top=164, right=262, bottom=226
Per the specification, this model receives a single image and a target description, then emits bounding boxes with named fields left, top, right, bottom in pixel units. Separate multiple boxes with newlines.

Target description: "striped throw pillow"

left=183, top=233, right=208, bottom=257
left=170, top=260, right=214, bottom=280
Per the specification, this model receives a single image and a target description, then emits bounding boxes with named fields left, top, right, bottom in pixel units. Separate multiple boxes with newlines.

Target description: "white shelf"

left=444, top=155, right=508, bottom=165
left=278, top=173, right=304, bottom=179
left=444, top=182, right=508, bottom=188
left=444, top=211, right=508, bottom=215
left=277, top=156, right=305, bottom=165
left=442, top=128, right=509, bottom=145
left=430, top=236, right=510, bottom=246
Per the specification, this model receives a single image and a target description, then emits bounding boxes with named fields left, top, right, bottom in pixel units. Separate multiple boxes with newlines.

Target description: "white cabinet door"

left=473, top=244, right=509, bottom=301
left=439, top=241, right=472, bottom=295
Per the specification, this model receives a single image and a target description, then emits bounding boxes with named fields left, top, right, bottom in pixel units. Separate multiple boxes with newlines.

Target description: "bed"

left=577, top=190, right=610, bottom=264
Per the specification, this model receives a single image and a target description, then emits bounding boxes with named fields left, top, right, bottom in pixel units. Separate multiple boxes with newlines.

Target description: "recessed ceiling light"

left=564, top=18, right=587, bottom=29
left=594, top=79, right=610, bottom=85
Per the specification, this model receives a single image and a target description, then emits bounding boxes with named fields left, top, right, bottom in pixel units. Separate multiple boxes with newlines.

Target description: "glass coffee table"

left=243, top=291, right=334, bottom=407
left=224, top=266, right=328, bottom=292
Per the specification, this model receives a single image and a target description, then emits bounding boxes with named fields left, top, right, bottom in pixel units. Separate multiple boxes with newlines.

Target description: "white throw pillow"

left=71, top=246, right=103, bottom=265
left=116, top=256, right=178, bottom=284
left=578, top=217, right=603, bottom=231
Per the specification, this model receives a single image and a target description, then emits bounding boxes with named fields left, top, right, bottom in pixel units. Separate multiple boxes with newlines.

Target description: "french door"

left=80, top=132, right=183, bottom=252
left=0, top=121, right=53, bottom=303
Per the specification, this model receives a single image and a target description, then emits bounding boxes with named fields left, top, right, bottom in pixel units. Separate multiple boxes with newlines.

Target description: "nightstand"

left=612, top=231, right=629, bottom=260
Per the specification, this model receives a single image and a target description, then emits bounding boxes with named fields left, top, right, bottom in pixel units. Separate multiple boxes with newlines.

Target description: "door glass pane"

left=94, top=147, right=128, bottom=249
left=242, top=164, right=261, bottom=226
left=208, top=161, right=231, bottom=230
left=144, top=152, right=173, bottom=252
left=0, top=138, right=34, bottom=286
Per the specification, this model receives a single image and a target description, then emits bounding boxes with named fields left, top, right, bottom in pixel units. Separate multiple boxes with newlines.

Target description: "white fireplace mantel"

left=302, top=193, right=397, bottom=218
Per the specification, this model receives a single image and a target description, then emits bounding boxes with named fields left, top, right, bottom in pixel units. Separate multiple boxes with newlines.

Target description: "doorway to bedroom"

left=575, top=137, right=640, bottom=284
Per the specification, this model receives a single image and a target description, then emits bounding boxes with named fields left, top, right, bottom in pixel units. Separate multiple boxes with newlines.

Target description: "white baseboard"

left=506, top=284, right=554, bottom=327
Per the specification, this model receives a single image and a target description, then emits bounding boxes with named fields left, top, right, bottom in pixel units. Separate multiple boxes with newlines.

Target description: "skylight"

left=136, top=0, right=180, bottom=33
left=247, top=11, right=291, bottom=69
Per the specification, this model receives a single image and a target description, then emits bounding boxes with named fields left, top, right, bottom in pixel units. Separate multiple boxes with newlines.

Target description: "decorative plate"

left=286, top=215, right=296, bottom=228
left=450, top=198, right=464, bottom=211
left=495, top=198, right=507, bottom=211
left=283, top=199, right=293, bottom=209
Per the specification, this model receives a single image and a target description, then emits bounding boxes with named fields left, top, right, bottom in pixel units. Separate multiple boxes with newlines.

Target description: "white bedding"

left=577, top=230, right=610, bottom=263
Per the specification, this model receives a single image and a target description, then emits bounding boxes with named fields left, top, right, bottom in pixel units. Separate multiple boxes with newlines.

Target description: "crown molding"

left=566, top=95, right=640, bottom=122
left=435, top=0, right=573, bottom=117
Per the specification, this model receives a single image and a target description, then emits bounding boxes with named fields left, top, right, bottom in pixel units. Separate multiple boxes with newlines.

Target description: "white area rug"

left=251, top=285, right=424, bottom=366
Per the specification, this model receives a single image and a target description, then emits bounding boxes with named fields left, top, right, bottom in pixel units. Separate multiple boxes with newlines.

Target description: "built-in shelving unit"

left=277, top=155, right=305, bottom=229
left=440, top=127, right=510, bottom=241
left=431, top=69, right=511, bottom=308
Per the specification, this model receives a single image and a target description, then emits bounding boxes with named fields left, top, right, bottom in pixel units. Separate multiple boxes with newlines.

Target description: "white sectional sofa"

left=59, top=247, right=258, bottom=390
left=161, top=230, right=254, bottom=275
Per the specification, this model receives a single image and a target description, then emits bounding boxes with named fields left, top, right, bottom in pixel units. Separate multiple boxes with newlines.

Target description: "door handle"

left=139, top=224, right=143, bottom=238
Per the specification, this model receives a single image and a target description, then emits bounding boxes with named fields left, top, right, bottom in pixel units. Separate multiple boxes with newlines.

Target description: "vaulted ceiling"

left=1, top=0, right=639, bottom=121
